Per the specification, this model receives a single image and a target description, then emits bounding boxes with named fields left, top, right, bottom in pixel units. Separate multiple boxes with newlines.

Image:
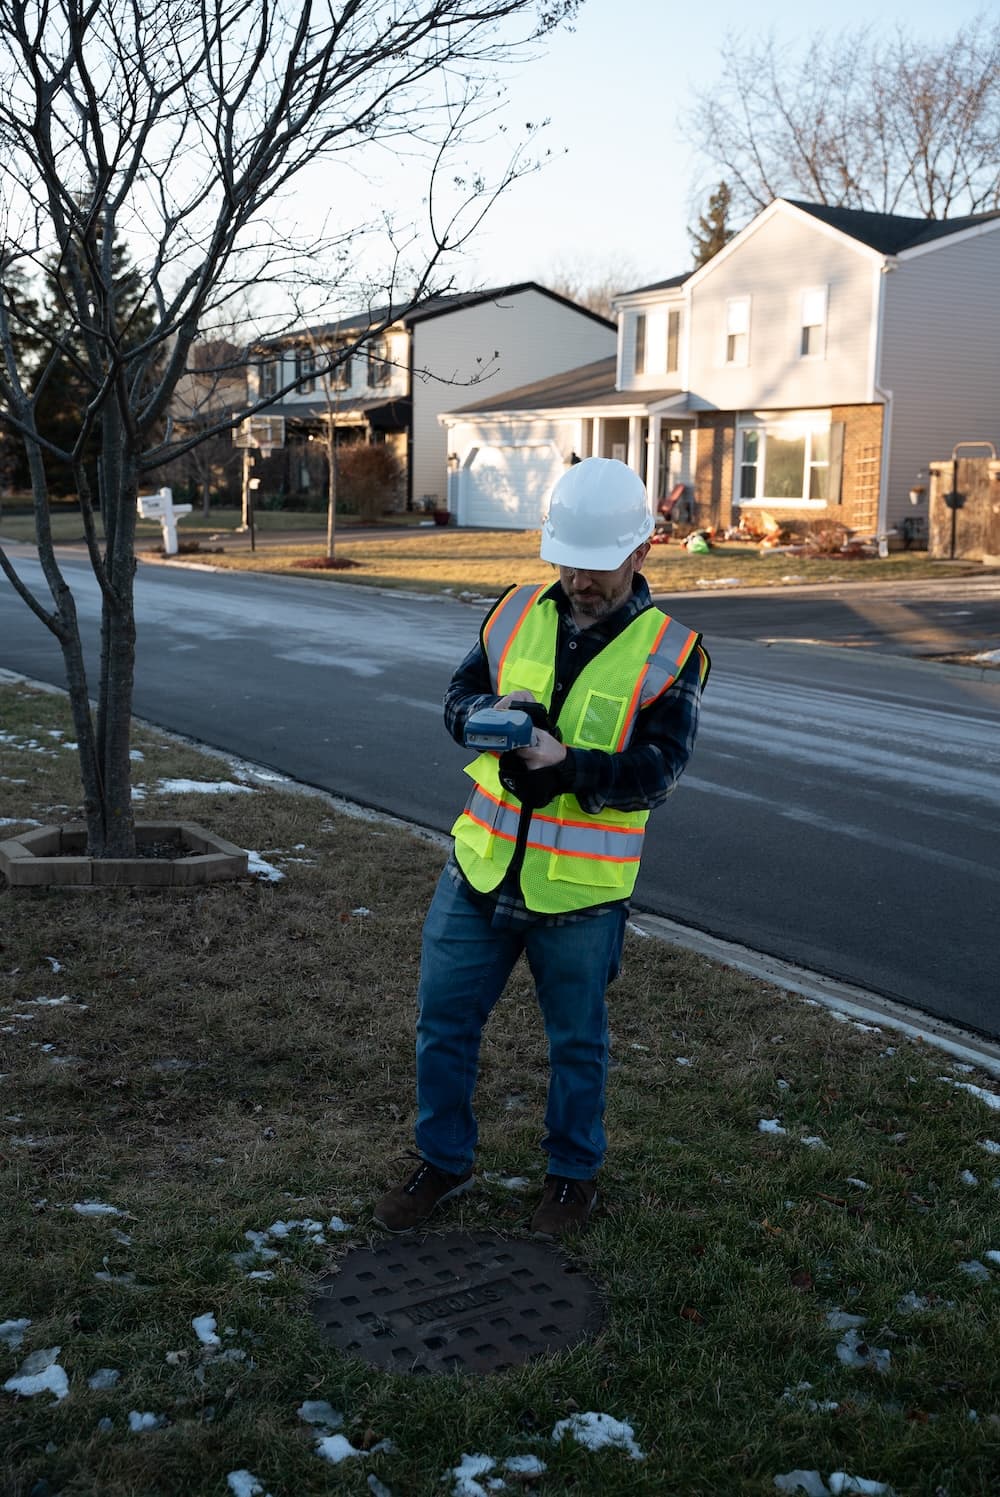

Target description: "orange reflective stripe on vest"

left=463, top=783, right=645, bottom=862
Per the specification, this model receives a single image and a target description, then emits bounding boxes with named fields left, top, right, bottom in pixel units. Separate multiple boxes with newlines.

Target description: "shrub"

left=335, top=442, right=402, bottom=523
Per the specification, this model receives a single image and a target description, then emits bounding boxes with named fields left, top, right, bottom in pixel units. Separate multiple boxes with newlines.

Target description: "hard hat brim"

left=539, top=515, right=653, bottom=572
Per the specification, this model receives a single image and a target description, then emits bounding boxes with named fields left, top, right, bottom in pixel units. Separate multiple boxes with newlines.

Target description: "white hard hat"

left=540, top=457, right=653, bottom=571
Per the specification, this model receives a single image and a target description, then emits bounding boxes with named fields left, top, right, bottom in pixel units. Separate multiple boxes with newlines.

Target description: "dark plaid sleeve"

left=442, top=639, right=498, bottom=746
left=564, top=645, right=707, bottom=813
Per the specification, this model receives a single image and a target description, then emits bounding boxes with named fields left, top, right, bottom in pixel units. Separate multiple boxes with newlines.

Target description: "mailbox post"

left=136, top=486, right=192, bottom=556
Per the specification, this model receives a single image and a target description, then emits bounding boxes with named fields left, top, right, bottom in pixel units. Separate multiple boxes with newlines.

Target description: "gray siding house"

left=441, top=199, right=1000, bottom=540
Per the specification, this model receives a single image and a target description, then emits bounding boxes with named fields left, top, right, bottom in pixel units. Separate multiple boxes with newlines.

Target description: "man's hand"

left=515, top=728, right=567, bottom=770
left=496, top=690, right=536, bottom=709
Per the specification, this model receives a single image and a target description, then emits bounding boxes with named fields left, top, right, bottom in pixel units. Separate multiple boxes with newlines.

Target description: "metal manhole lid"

left=311, top=1231, right=604, bottom=1375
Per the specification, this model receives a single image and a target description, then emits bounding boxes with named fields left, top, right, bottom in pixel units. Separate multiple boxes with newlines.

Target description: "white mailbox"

left=137, top=486, right=192, bottom=556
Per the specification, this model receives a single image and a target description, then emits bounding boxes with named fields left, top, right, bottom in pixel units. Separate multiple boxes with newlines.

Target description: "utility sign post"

left=233, top=415, right=285, bottom=552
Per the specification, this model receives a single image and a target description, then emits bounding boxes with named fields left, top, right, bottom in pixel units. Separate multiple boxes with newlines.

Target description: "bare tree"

left=544, top=256, right=642, bottom=319
left=686, top=18, right=1000, bottom=221
left=0, top=0, right=579, bottom=857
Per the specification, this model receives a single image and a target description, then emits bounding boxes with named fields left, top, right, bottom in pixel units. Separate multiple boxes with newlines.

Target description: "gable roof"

left=618, top=270, right=692, bottom=297
left=786, top=199, right=1000, bottom=254
left=259, top=284, right=614, bottom=349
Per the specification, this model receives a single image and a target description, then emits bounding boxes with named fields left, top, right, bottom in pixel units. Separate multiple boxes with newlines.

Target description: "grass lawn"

left=147, top=530, right=977, bottom=597
left=0, top=505, right=415, bottom=546
left=2, top=682, right=999, bottom=1495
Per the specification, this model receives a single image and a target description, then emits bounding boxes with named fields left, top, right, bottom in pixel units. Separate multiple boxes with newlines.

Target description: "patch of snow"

left=850, top=1021, right=881, bottom=1034
left=801, top=1136, right=829, bottom=1150
left=774, top=1471, right=830, bottom=1495
left=781, top=1383, right=839, bottom=1414
left=327, top=1215, right=352, bottom=1232
left=43, top=957, right=63, bottom=972
left=958, top=1259, right=991, bottom=1282
left=4, top=1347, right=68, bottom=1402
left=88, top=1367, right=121, bottom=1390
left=352, top=906, right=372, bottom=916
left=758, top=1119, right=786, bottom=1135
left=696, top=576, right=742, bottom=588
left=128, top=1410, right=168, bottom=1432
left=503, top=1454, right=546, bottom=1476
left=0, top=1318, right=31, bottom=1349
left=227, top=1474, right=273, bottom=1497
left=825, top=1311, right=866, bottom=1331
left=961, top=1170, right=979, bottom=1186
left=192, top=1313, right=221, bottom=1347
left=247, top=851, right=284, bottom=882
left=483, top=1173, right=532, bottom=1191
left=939, top=1077, right=1000, bottom=1111
left=551, top=1411, right=646, bottom=1460
left=986, top=1250, right=1000, bottom=1267
left=444, top=1454, right=495, bottom=1496
left=156, top=778, right=255, bottom=795
left=298, top=1400, right=344, bottom=1432
left=367, top=1477, right=393, bottom=1497
left=829, top=1478, right=896, bottom=1496
left=978, top=1138, right=1000, bottom=1154
left=94, top=1271, right=136, bottom=1286
left=835, top=1328, right=890, bottom=1373
left=675, top=1056, right=692, bottom=1066
left=73, top=1201, right=123, bottom=1217
left=247, top=1270, right=275, bottom=1282
left=0, top=817, right=42, bottom=828
left=845, top=1178, right=869, bottom=1190
left=896, top=1291, right=952, bottom=1314
left=315, top=1433, right=368, bottom=1464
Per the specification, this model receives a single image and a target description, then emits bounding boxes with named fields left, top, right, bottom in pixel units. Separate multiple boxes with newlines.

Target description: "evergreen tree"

left=689, top=182, right=735, bottom=267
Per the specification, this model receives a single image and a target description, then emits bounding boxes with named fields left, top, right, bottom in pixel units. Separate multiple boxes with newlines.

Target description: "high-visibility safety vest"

left=452, top=583, right=705, bottom=913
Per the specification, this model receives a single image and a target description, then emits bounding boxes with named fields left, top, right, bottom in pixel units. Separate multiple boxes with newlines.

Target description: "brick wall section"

left=692, top=403, right=885, bottom=531
left=692, top=414, right=734, bottom=528
left=832, top=403, right=884, bottom=531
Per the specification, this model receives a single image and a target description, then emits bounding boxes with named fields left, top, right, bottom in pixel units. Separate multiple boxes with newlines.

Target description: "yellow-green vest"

left=452, top=584, right=704, bottom=913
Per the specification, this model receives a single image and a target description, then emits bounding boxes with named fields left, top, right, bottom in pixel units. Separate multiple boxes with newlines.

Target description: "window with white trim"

left=367, top=335, right=392, bottom=387
left=725, top=296, right=750, bottom=366
left=800, top=286, right=828, bottom=358
left=327, top=338, right=353, bottom=390
left=258, top=358, right=279, bottom=398
left=736, top=412, right=832, bottom=505
left=634, top=313, right=646, bottom=375
left=295, top=346, right=316, bottom=393
left=666, top=309, right=680, bottom=374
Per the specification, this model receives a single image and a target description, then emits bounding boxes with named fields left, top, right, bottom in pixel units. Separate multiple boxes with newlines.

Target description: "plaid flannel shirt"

left=442, top=576, right=708, bottom=929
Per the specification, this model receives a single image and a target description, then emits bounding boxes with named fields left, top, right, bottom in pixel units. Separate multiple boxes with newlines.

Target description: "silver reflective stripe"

left=482, top=585, right=545, bottom=687
left=463, top=786, right=645, bottom=861
left=637, top=615, right=698, bottom=710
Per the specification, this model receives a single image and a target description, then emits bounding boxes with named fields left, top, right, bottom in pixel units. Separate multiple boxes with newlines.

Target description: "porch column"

left=647, top=415, right=662, bottom=504
left=592, top=416, right=604, bottom=460
left=627, top=415, right=641, bottom=473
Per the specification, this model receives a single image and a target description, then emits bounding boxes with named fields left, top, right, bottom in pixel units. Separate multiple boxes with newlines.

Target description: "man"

left=374, top=457, right=709, bottom=1240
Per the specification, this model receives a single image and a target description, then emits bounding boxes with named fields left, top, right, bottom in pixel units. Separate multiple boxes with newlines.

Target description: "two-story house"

left=248, top=285, right=615, bottom=515
left=440, top=199, right=1000, bottom=539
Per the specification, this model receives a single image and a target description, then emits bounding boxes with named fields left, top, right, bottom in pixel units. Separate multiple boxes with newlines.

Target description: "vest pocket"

left=572, top=689, right=629, bottom=750
left=546, top=846, right=627, bottom=890
left=499, top=658, right=553, bottom=701
left=452, top=811, right=496, bottom=860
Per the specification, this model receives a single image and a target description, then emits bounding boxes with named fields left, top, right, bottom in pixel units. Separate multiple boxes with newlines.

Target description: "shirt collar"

left=543, top=573, right=651, bottom=637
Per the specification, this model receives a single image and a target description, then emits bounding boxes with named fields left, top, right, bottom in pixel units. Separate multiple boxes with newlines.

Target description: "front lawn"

left=2, top=682, right=998, bottom=1496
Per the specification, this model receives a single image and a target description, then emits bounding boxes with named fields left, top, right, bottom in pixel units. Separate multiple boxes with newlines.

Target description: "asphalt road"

left=2, top=548, right=999, bottom=1040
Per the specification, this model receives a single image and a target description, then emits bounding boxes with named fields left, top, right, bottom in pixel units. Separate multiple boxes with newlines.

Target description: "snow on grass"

left=835, top=1328, right=890, bottom=1373
left=938, top=1077, right=1000, bottom=1111
left=775, top=1474, right=896, bottom=1495
left=128, top=1410, right=168, bottom=1432
left=192, top=1313, right=220, bottom=1347
left=551, top=1411, right=646, bottom=1460
left=72, top=1201, right=123, bottom=1217
left=0, top=816, right=41, bottom=827
left=315, top=1433, right=368, bottom=1465
left=980, top=1138, right=1000, bottom=1154
left=986, top=1250, right=1000, bottom=1267
left=298, top=1400, right=344, bottom=1431
left=0, top=1318, right=30, bottom=1349
left=155, top=778, right=255, bottom=795
left=958, top=1260, right=991, bottom=1282
left=87, top=1368, right=121, bottom=1390
left=227, top=1473, right=273, bottom=1497
left=247, top=851, right=284, bottom=882
left=758, top=1119, right=787, bottom=1135
left=3, top=1346, right=68, bottom=1402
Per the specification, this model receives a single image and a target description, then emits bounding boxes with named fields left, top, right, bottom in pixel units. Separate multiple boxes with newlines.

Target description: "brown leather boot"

left=529, top=1175, right=598, bottom=1240
left=373, top=1156, right=474, bottom=1234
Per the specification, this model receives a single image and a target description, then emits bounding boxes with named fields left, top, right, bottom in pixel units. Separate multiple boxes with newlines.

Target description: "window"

left=666, top=309, right=680, bottom=374
left=800, top=286, right=828, bottom=358
left=258, top=358, right=278, bottom=398
left=328, top=339, right=353, bottom=391
left=295, top=346, right=316, bottom=393
left=633, top=313, right=646, bottom=375
left=725, top=297, right=750, bottom=366
left=736, top=413, right=831, bottom=504
left=367, top=335, right=391, bottom=387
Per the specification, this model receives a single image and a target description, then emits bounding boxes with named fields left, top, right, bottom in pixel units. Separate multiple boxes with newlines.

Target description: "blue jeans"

left=414, top=870, right=627, bottom=1180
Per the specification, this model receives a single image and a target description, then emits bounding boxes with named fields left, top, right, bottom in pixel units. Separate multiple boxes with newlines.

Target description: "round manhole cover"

left=311, top=1231, right=604, bottom=1375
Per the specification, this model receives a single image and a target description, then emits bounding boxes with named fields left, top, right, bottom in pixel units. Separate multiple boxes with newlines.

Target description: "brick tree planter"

left=0, top=822, right=248, bottom=890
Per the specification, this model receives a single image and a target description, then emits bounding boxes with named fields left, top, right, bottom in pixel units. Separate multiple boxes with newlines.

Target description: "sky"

left=435, top=0, right=994, bottom=296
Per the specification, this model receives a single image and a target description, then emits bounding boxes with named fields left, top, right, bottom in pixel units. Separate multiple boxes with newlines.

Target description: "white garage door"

left=460, top=443, right=566, bottom=530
